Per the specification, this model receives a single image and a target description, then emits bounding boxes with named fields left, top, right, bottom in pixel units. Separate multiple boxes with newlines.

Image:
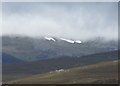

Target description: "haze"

left=2, top=2, right=118, bottom=41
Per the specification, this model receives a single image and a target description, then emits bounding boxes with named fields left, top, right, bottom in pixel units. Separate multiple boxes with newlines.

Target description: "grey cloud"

left=2, top=2, right=118, bottom=41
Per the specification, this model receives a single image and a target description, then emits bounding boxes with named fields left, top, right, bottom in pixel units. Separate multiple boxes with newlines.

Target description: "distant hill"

left=2, top=53, right=24, bottom=64
left=2, top=36, right=118, bottom=61
left=6, top=60, right=118, bottom=84
left=3, top=50, right=118, bottom=82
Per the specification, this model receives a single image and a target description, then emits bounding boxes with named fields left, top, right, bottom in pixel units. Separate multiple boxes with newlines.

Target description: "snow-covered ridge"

left=75, top=40, right=82, bottom=43
left=60, top=38, right=75, bottom=43
left=44, top=37, right=82, bottom=44
left=60, top=38, right=82, bottom=44
left=45, top=37, right=56, bottom=41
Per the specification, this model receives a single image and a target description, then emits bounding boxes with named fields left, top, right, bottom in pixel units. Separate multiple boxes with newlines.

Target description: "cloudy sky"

left=2, top=2, right=118, bottom=41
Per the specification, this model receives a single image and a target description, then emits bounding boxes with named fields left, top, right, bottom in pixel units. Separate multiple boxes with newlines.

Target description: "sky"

left=2, top=2, right=118, bottom=41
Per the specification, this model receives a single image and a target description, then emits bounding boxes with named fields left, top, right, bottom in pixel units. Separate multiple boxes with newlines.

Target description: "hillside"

left=3, top=50, right=118, bottom=82
left=2, top=53, right=24, bottom=64
left=6, top=60, right=118, bottom=84
left=2, top=36, right=118, bottom=61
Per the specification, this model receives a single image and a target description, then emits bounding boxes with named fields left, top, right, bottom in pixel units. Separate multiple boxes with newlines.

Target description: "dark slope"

left=6, top=60, right=118, bottom=84
left=2, top=53, right=24, bottom=64
left=2, top=36, right=118, bottom=61
left=3, top=50, right=118, bottom=81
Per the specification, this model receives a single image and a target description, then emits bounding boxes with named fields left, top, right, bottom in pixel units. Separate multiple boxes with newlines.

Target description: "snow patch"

left=45, top=37, right=56, bottom=41
left=75, top=40, right=82, bottom=43
left=60, top=38, right=82, bottom=44
left=60, top=38, right=75, bottom=43
left=44, top=37, right=82, bottom=44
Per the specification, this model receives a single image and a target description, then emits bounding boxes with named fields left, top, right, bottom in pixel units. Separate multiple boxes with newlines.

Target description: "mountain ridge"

left=2, top=36, right=118, bottom=61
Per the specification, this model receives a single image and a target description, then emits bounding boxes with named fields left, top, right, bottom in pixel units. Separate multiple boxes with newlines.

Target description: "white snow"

left=45, top=37, right=56, bottom=41
left=60, top=38, right=82, bottom=44
left=60, top=38, right=75, bottom=43
left=44, top=37, right=82, bottom=44
left=75, top=40, right=82, bottom=43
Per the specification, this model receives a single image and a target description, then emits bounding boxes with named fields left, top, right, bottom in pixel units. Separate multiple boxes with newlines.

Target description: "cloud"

left=2, top=2, right=118, bottom=41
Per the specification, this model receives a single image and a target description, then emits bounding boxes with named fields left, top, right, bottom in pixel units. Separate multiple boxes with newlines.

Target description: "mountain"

left=3, top=50, right=118, bottom=82
left=2, top=53, right=24, bottom=64
left=2, top=35, right=118, bottom=83
left=5, top=60, right=118, bottom=84
left=2, top=36, right=118, bottom=61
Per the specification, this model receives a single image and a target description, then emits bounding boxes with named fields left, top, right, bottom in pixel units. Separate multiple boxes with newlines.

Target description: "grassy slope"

left=6, top=60, right=119, bottom=84
left=3, top=51, right=118, bottom=82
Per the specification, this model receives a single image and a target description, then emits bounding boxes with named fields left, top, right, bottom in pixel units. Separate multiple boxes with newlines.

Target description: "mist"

left=2, top=2, right=118, bottom=41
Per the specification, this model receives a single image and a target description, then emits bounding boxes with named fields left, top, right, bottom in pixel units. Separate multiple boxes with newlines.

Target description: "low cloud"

left=2, top=2, right=118, bottom=41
